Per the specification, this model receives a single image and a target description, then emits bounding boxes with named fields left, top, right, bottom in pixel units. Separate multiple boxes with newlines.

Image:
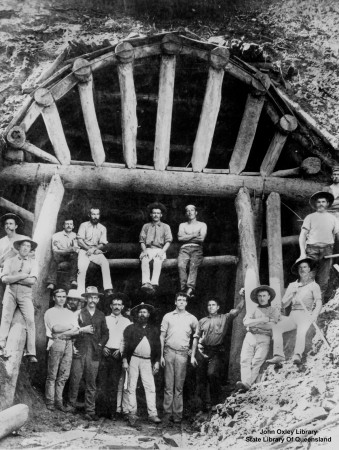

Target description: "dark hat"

left=250, top=285, right=276, bottom=304
left=13, top=238, right=38, bottom=251
left=291, top=257, right=315, bottom=275
left=0, top=213, right=24, bottom=226
left=147, top=202, right=167, bottom=215
left=309, top=191, right=334, bottom=210
left=131, top=302, right=155, bottom=314
left=332, top=166, right=339, bottom=174
left=81, top=286, right=104, bottom=298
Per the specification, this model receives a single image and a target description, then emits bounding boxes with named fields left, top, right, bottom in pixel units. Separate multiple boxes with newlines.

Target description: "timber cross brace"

left=0, top=31, right=339, bottom=393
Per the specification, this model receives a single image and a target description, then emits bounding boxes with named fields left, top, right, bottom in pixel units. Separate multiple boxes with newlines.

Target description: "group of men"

left=1, top=170, right=339, bottom=421
left=236, top=187, right=338, bottom=391
left=46, top=203, right=207, bottom=299
left=43, top=288, right=238, bottom=423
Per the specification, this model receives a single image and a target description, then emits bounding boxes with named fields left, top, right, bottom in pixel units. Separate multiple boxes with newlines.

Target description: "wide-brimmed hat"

left=309, top=191, right=334, bottom=210
left=332, top=166, right=339, bottom=174
left=0, top=213, right=24, bottom=226
left=131, top=302, right=155, bottom=314
left=67, top=289, right=83, bottom=300
left=13, top=238, right=38, bottom=251
left=81, top=286, right=104, bottom=298
left=291, top=257, right=315, bottom=275
left=147, top=202, right=167, bottom=216
left=250, top=285, right=276, bottom=304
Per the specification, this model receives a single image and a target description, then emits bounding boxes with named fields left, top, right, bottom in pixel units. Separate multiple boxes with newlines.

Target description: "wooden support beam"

left=191, top=47, right=229, bottom=172
left=154, top=35, right=181, bottom=170
left=32, top=174, right=65, bottom=359
left=262, top=234, right=298, bottom=248
left=252, top=196, right=264, bottom=265
left=108, top=254, right=237, bottom=269
left=73, top=58, right=105, bottom=166
left=0, top=164, right=325, bottom=201
left=33, top=183, right=49, bottom=235
left=115, top=42, right=137, bottom=168
left=266, top=192, right=284, bottom=307
left=229, top=77, right=270, bottom=174
left=271, top=157, right=321, bottom=178
left=0, top=310, right=27, bottom=410
left=0, top=404, right=29, bottom=436
left=235, top=187, right=260, bottom=311
left=7, top=125, right=59, bottom=164
left=34, top=88, right=71, bottom=165
left=0, top=197, right=34, bottom=223
left=260, top=114, right=298, bottom=177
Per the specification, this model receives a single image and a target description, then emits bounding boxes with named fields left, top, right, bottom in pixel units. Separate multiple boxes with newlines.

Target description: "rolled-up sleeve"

left=1, top=258, right=11, bottom=281
left=77, top=223, right=86, bottom=241
left=164, top=224, right=173, bottom=243
left=99, top=225, right=108, bottom=245
left=139, top=224, right=147, bottom=244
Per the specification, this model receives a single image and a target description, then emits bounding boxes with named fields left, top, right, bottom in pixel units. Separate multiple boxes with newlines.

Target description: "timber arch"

left=0, top=31, right=338, bottom=404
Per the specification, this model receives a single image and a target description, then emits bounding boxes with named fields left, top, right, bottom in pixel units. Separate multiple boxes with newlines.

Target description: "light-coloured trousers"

left=45, top=339, right=73, bottom=406
left=117, top=372, right=129, bottom=413
left=0, top=284, right=36, bottom=355
left=77, top=249, right=113, bottom=293
left=272, top=310, right=313, bottom=357
left=127, top=355, right=157, bottom=417
left=240, top=332, right=271, bottom=386
left=141, top=248, right=166, bottom=285
left=163, top=347, right=188, bottom=420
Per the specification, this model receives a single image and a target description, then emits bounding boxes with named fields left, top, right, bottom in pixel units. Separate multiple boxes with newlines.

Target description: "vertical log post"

left=260, top=114, right=298, bottom=177
left=33, top=88, right=71, bottom=165
left=252, top=195, right=264, bottom=265
left=235, top=187, right=260, bottom=311
left=32, top=174, right=65, bottom=361
left=266, top=192, right=284, bottom=307
left=154, top=35, right=182, bottom=171
left=229, top=75, right=270, bottom=174
left=73, top=58, right=105, bottom=166
left=191, top=47, right=229, bottom=172
left=0, top=310, right=27, bottom=410
left=115, top=42, right=137, bottom=168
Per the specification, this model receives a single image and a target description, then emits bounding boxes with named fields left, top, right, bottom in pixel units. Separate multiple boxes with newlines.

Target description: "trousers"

left=0, top=284, right=36, bottom=355
left=97, top=350, right=122, bottom=415
left=127, top=356, right=157, bottom=417
left=47, top=253, right=78, bottom=285
left=68, top=346, right=100, bottom=414
left=196, top=346, right=223, bottom=407
left=272, top=311, right=313, bottom=358
left=141, top=248, right=166, bottom=286
left=163, top=347, right=188, bottom=420
left=45, top=339, right=73, bottom=406
left=240, top=332, right=271, bottom=386
left=177, top=246, right=203, bottom=290
left=77, top=249, right=113, bottom=293
left=306, top=244, right=333, bottom=298
left=117, top=371, right=129, bottom=413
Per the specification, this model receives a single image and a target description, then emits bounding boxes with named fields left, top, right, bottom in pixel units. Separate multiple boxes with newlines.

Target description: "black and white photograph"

left=0, top=0, right=339, bottom=448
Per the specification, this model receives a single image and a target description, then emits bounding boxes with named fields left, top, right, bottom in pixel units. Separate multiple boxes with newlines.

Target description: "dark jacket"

left=122, top=322, right=160, bottom=364
left=74, top=308, right=109, bottom=360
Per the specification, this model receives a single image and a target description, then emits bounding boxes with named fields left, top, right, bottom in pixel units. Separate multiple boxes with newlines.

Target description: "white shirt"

left=44, top=306, right=79, bottom=349
left=0, top=234, right=29, bottom=267
left=105, top=314, right=130, bottom=351
left=134, top=336, right=151, bottom=358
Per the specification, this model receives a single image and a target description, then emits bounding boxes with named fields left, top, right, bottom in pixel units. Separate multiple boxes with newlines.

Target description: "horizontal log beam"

left=262, top=234, right=298, bottom=247
left=108, top=255, right=238, bottom=269
left=0, top=164, right=324, bottom=200
left=0, top=197, right=34, bottom=223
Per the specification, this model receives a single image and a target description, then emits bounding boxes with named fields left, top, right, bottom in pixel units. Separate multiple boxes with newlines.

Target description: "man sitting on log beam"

left=139, top=202, right=172, bottom=294
left=236, top=285, right=280, bottom=392
left=0, top=238, right=38, bottom=362
left=46, top=217, right=79, bottom=291
left=76, top=207, right=113, bottom=297
left=177, top=205, right=207, bottom=298
left=299, top=191, right=339, bottom=300
left=191, top=290, right=244, bottom=413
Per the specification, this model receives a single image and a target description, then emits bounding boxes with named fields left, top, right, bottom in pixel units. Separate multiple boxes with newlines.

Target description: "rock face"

left=189, top=294, right=339, bottom=449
